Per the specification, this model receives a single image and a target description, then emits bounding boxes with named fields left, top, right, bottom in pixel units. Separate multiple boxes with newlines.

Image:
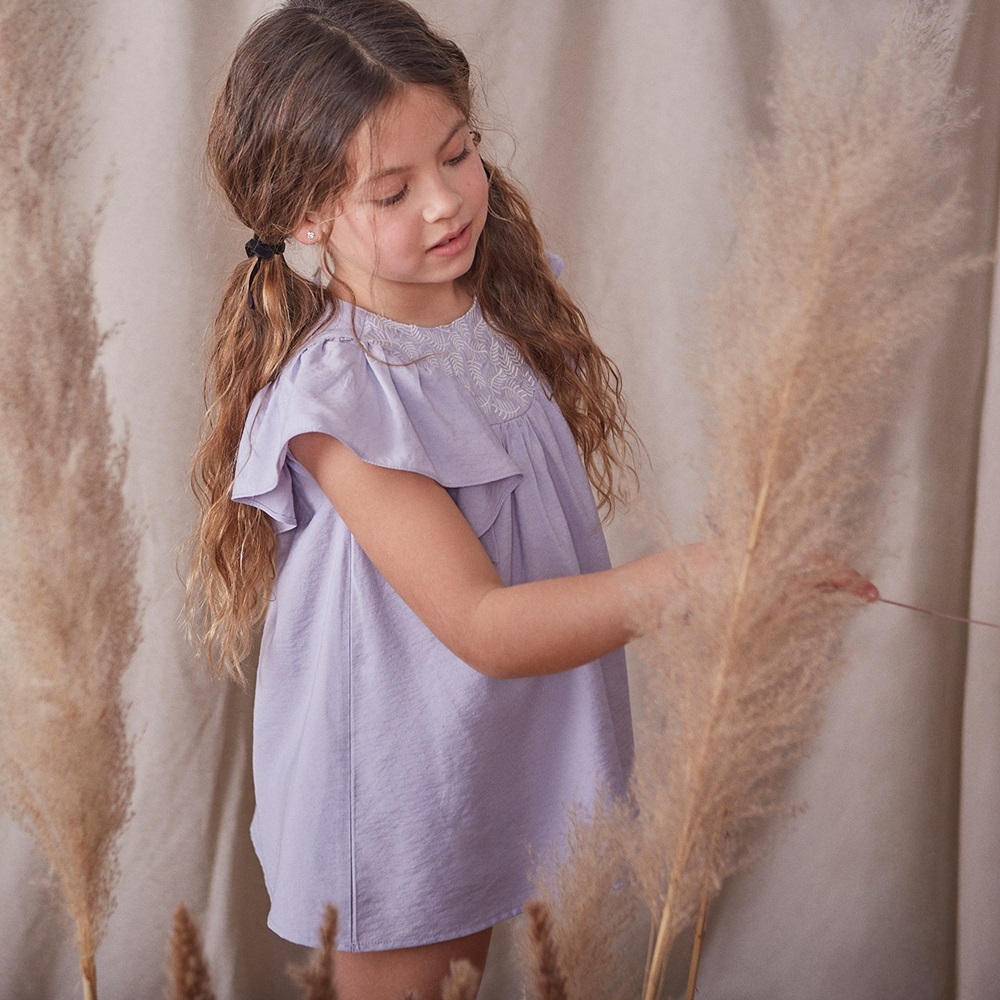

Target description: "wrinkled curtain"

left=0, top=1, right=996, bottom=998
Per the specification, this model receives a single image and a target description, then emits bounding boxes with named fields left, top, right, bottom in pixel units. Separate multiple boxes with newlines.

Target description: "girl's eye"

left=445, top=146, right=472, bottom=167
left=375, top=185, right=408, bottom=207
left=372, top=143, right=471, bottom=206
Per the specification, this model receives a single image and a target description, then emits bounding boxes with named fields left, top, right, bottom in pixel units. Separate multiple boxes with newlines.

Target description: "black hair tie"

left=244, top=235, right=286, bottom=311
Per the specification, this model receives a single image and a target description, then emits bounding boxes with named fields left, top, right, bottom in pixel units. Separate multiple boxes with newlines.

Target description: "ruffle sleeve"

left=231, top=331, right=524, bottom=536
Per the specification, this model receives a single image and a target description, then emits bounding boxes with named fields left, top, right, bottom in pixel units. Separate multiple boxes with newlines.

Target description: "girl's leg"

left=336, top=926, right=492, bottom=1000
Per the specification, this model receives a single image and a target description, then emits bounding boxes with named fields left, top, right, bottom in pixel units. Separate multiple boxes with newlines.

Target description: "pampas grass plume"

left=524, top=901, right=570, bottom=1000
left=290, top=905, right=340, bottom=1000
left=524, top=800, right=643, bottom=1000
left=168, top=905, right=217, bottom=1000
left=530, top=3, right=982, bottom=997
left=639, top=5, right=981, bottom=988
left=0, top=3, right=138, bottom=1000
left=440, top=959, right=482, bottom=1000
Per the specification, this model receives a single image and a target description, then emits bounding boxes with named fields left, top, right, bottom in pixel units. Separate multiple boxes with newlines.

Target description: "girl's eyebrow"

left=367, top=120, right=467, bottom=184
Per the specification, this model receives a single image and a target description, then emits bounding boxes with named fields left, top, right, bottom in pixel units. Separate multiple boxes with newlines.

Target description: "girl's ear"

left=294, top=214, right=326, bottom=245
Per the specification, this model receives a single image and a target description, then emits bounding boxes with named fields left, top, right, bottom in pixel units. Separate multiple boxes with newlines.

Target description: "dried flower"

left=0, top=3, right=138, bottom=999
left=168, top=905, right=217, bottom=1000
left=640, top=5, right=980, bottom=988
left=532, top=3, right=982, bottom=998
left=440, top=959, right=482, bottom=1000
left=524, top=901, right=570, bottom=1000
left=524, top=799, right=644, bottom=1000
left=289, top=905, right=340, bottom=1000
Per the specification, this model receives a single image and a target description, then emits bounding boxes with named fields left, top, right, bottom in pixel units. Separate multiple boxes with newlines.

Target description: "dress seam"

left=348, top=539, right=358, bottom=949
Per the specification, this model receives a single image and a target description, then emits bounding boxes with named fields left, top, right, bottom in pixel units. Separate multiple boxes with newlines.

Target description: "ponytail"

left=187, top=251, right=327, bottom=683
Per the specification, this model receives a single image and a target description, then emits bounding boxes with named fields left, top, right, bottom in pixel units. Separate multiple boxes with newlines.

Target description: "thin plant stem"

left=685, top=811, right=725, bottom=1000
left=81, top=953, right=97, bottom=1000
left=685, top=897, right=710, bottom=1000
left=643, top=366, right=801, bottom=1000
left=879, top=597, right=1000, bottom=629
left=642, top=851, right=684, bottom=1000
left=643, top=915, right=657, bottom=987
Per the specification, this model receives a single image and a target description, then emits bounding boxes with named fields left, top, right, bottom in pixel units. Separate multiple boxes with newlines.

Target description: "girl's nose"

left=422, top=173, right=462, bottom=223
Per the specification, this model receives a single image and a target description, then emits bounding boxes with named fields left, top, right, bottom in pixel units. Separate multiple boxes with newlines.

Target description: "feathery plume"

left=523, top=799, right=644, bottom=1000
left=0, top=3, right=138, bottom=999
left=524, top=901, right=570, bottom=1000
left=537, top=3, right=982, bottom=997
left=290, top=905, right=340, bottom=1000
left=167, top=905, right=217, bottom=1000
left=440, top=959, right=482, bottom=1000
left=637, top=2, right=981, bottom=990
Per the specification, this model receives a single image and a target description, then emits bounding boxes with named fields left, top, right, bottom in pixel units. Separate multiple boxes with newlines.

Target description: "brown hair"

left=189, top=0, right=636, bottom=681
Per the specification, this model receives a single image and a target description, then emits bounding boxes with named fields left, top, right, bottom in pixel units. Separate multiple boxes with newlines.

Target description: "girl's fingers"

left=812, top=555, right=879, bottom=603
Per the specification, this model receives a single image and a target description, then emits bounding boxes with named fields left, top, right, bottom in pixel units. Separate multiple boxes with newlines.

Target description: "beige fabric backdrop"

left=0, top=1, right=997, bottom=998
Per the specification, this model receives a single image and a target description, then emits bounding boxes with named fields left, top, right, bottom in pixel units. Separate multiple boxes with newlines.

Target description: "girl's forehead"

left=353, top=86, right=466, bottom=174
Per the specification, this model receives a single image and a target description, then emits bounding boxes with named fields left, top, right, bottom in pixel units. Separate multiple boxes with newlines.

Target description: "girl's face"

left=304, top=86, right=489, bottom=325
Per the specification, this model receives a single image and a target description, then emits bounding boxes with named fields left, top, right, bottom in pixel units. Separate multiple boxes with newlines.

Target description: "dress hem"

left=267, top=900, right=526, bottom=952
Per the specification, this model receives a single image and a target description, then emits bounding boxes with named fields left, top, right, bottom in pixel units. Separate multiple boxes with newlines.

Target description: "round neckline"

left=351, top=297, right=479, bottom=333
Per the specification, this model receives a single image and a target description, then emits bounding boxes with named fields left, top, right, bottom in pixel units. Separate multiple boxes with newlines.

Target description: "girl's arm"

left=290, top=431, right=689, bottom=679
left=290, top=432, right=877, bottom=679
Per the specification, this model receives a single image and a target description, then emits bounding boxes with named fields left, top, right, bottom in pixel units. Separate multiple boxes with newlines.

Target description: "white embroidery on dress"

left=360, top=305, right=537, bottom=422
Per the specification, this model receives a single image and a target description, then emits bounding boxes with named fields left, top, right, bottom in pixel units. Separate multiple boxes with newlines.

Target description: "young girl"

left=188, top=2, right=876, bottom=997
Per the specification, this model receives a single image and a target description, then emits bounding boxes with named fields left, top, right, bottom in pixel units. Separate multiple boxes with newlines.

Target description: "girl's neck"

left=344, top=279, right=474, bottom=328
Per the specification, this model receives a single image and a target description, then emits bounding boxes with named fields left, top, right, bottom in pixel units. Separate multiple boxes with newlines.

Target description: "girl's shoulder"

left=265, top=299, right=439, bottom=409
left=289, top=299, right=396, bottom=363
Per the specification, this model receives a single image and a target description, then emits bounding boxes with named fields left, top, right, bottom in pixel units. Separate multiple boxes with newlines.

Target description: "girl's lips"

left=427, top=222, right=472, bottom=257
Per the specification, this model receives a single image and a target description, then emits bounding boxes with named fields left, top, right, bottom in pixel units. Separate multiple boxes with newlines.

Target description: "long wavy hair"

left=189, top=0, right=637, bottom=682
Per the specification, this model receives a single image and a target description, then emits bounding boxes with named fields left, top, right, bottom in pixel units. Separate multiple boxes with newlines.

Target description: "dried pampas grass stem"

left=168, top=905, right=217, bottom=1000
left=525, top=3, right=981, bottom=998
left=440, top=959, right=482, bottom=1000
left=525, top=901, right=570, bottom=1000
left=638, top=1, right=980, bottom=992
left=0, top=3, right=138, bottom=998
left=879, top=597, right=1000, bottom=629
left=289, top=905, right=340, bottom=1000
left=638, top=1, right=981, bottom=992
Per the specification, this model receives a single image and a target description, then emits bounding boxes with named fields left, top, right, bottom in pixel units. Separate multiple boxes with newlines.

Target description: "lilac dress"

left=232, top=292, right=633, bottom=951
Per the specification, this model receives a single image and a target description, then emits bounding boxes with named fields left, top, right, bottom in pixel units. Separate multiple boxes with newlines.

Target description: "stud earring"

left=306, top=230, right=316, bottom=241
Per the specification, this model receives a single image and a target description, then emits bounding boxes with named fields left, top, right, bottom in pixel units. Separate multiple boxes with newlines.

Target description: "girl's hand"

left=623, top=544, right=879, bottom=640
left=617, top=542, right=721, bottom=633
left=810, top=553, right=879, bottom=603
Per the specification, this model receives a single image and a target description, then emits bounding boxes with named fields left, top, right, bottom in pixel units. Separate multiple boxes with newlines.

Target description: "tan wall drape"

left=1, top=2, right=997, bottom=997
